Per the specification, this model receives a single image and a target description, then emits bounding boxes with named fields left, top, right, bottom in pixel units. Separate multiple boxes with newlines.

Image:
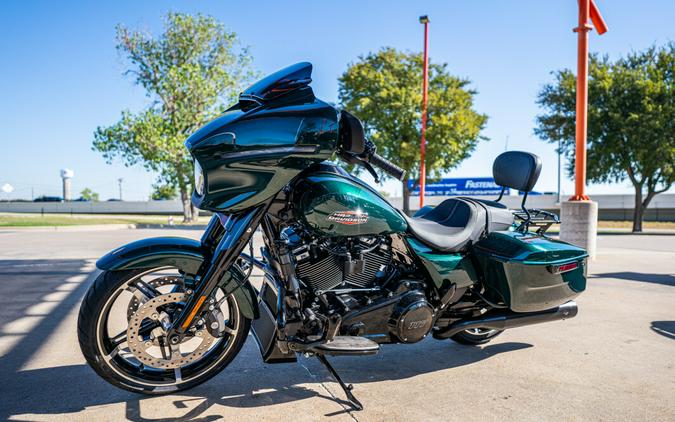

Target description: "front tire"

left=78, top=268, right=250, bottom=394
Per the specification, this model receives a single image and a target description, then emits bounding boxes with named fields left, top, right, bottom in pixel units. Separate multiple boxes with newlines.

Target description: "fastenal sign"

left=409, top=177, right=508, bottom=196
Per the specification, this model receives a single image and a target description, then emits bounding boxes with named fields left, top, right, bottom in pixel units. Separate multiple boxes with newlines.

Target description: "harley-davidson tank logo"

left=327, top=211, right=369, bottom=225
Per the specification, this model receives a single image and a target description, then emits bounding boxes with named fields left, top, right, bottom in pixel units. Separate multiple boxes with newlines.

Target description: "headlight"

left=194, top=160, right=204, bottom=196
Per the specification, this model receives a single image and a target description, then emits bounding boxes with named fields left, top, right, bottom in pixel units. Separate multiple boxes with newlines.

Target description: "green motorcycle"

left=78, top=63, right=587, bottom=410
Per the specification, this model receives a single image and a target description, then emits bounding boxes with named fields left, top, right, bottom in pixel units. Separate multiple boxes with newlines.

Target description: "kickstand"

left=316, top=354, right=363, bottom=411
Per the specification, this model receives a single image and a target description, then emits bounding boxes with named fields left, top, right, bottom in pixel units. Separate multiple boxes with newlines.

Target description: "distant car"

left=34, top=196, right=63, bottom=202
left=107, top=198, right=122, bottom=202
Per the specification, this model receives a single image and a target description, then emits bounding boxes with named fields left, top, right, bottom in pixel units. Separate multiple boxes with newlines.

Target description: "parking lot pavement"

left=0, top=228, right=673, bottom=421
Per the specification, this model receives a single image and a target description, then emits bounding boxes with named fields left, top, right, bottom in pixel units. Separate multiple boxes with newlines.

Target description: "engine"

left=292, top=236, right=392, bottom=292
left=282, top=227, right=435, bottom=344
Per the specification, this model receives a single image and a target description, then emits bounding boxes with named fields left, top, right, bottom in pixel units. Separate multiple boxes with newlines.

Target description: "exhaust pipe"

left=433, top=301, right=578, bottom=339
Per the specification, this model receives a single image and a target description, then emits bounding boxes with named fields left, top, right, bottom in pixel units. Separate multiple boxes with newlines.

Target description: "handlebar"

left=339, top=138, right=406, bottom=182
left=369, top=152, right=406, bottom=181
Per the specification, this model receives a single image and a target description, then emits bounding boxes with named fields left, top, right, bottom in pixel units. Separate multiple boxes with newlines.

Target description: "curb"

left=595, top=230, right=675, bottom=236
left=134, top=223, right=208, bottom=230
left=0, top=224, right=138, bottom=233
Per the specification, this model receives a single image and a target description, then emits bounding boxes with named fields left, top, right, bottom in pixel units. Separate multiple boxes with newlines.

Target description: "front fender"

left=96, top=237, right=259, bottom=319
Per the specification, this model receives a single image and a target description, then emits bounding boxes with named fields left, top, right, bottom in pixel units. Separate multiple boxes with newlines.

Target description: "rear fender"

left=96, top=237, right=259, bottom=319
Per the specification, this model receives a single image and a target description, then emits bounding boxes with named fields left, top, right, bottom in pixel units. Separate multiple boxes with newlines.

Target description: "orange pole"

left=590, top=0, right=608, bottom=35
left=419, top=16, right=429, bottom=208
left=571, top=0, right=592, bottom=201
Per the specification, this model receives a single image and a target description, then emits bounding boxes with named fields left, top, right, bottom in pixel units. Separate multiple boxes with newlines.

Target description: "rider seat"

left=405, top=197, right=512, bottom=252
left=405, top=151, right=542, bottom=252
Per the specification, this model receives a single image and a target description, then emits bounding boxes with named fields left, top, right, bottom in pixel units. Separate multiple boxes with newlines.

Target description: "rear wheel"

left=450, top=328, right=503, bottom=345
left=78, top=267, right=250, bottom=394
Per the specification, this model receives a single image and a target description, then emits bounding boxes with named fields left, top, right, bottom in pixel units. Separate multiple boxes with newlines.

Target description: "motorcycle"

left=78, top=62, right=587, bottom=410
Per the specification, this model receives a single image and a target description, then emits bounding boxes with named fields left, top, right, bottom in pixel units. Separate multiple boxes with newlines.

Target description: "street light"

left=419, top=15, right=430, bottom=209
left=570, top=0, right=607, bottom=201
left=560, top=0, right=608, bottom=261
left=118, top=178, right=124, bottom=201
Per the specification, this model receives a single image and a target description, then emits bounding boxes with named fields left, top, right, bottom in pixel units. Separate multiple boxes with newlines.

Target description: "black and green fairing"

left=185, top=61, right=408, bottom=238
left=185, top=62, right=340, bottom=213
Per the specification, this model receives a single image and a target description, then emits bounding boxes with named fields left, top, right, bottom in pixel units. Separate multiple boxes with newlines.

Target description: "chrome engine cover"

left=389, top=292, right=435, bottom=343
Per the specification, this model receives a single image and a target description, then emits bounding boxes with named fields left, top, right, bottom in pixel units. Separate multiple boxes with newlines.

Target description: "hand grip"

left=369, top=153, right=406, bottom=181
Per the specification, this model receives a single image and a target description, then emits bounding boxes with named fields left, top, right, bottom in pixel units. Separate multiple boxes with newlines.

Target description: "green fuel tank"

left=293, top=169, right=408, bottom=237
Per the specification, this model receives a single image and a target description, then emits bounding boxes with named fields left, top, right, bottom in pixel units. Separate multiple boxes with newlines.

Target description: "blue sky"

left=1, top=0, right=673, bottom=200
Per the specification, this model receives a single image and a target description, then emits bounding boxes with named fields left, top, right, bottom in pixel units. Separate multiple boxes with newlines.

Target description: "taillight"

left=547, top=262, right=579, bottom=274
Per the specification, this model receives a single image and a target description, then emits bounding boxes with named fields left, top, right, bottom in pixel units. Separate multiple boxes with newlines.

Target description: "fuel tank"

left=294, top=168, right=407, bottom=237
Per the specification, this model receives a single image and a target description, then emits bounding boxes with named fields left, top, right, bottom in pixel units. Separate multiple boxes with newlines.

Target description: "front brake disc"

left=126, top=293, right=216, bottom=369
left=126, top=276, right=181, bottom=320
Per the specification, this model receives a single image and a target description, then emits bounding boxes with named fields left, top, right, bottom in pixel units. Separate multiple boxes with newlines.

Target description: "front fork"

left=167, top=204, right=269, bottom=343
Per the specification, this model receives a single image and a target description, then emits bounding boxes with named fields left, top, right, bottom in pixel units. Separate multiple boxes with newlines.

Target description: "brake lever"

left=340, top=151, right=380, bottom=183
left=360, top=139, right=381, bottom=182
left=362, top=161, right=380, bottom=183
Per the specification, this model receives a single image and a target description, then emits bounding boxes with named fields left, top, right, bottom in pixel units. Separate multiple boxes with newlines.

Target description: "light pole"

left=419, top=15, right=430, bottom=209
left=118, top=178, right=124, bottom=201
left=560, top=0, right=607, bottom=260
left=557, top=139, right=562, bottom=203
left=570, top=0, right=607, bottom=201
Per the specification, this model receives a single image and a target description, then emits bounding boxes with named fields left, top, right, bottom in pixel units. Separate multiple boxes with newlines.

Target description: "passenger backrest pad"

left=493, top=151, right=542, bottom=192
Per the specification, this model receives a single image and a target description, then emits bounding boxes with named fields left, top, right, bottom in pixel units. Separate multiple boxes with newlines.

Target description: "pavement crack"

left=298, top=359, right=359, bottom=421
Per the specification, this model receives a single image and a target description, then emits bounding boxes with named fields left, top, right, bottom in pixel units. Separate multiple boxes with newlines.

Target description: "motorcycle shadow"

left=0, top=338, right=531, bottom=421
left=650, top=321, right=675, bottom=340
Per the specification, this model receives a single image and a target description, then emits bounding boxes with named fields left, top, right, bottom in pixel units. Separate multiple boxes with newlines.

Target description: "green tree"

left=536, top=44, right=674, bottom=232
left=151, top=183, right=178, bottom=200
left=80, top=188, right=99, bottom=202
left=93, top=13, right=255, bottom=221
left=339, top=48, right=488, bottom=214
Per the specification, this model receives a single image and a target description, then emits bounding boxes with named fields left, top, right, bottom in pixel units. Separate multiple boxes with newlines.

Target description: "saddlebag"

left=473, top=231, right=587, bottom=312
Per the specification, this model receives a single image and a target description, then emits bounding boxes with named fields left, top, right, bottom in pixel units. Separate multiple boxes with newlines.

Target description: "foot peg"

left=316, top=354, right=363, bottom=411
left=310, top=335, right=379, bottom=356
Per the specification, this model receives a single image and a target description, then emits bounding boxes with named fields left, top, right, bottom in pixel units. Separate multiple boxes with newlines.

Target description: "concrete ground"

left=0, top=227, right=673, bottom=421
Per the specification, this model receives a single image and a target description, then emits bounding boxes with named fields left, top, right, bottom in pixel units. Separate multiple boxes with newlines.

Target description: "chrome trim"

left=315, top=287, right=381, bottom=295
left=219, top=145, right=318, bottom=161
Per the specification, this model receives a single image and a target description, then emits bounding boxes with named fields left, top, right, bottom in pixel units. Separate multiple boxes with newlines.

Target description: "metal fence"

left=1, top=194, right=674, bottom=221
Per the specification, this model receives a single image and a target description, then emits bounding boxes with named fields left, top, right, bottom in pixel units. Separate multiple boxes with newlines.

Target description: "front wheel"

left=450, top=328, right=503, bottom=345
left=78, top=267, right=250, bottom=394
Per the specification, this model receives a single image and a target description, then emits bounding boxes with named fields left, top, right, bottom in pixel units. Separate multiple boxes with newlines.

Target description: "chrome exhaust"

left=433, top=301, right=578, bottom=339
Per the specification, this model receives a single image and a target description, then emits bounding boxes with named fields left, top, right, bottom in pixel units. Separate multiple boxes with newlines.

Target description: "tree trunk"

left=402, top=179, right=410, bottom=216
left=191, top=203, right=199, bottom=223
left=637, top=189, right=659, bottom=233
left=180, top=188, right=193, bottom=223
left=632, top=186, right=643, bottom=233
